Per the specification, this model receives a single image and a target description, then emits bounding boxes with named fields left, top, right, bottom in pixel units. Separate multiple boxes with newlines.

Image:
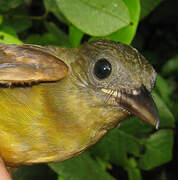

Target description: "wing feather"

left=0, top=44, right=68, bottom=85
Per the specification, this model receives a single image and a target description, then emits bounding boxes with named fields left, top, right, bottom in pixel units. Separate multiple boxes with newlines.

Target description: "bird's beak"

left=115, top=85, right=160, bottom=128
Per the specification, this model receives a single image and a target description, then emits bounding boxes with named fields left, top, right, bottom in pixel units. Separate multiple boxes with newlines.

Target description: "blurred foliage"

left=140, top=0, right=164, bottom=19
left=0, top=0, right=177, bottom=179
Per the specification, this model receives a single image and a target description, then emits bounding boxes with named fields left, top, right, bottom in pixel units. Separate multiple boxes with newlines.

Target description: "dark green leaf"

left=152, top=91, right=175, bottom=128
left=3, top=17, right=32, bottom=33
left=49, top=152, right=115, bottom=180
left=155, top=75, right=172, bottom=105
left=25, top=33, right=63, bottom=46
left=119, top=116, right=154, bottom=137
left=171, top=101, right=178, bottom=123
left=140, top=0, right=164, bottom=19
left=127, top=168, right=142, bottom=180
left=138, top=129, right=173, bottom=170
left=2, top=5, right=32, bottom=33
left=0, top=15, right=3, bottom=24
left=25, top=34, right=45, bottom=45
left=91, top=129, right=141, bottom=168
left=0, top=0, right=23, bottom=13
left=45, top=22, right=71, bottom=47
left=58, top=176, right=66, bottom=180
left=43, top=0, right=69, bottom=24
left=162, top=55, right=178, bottom=75
left=13, top=164, right=57, bottom=180
left=55, top=0, right=130, bottom=36
left=126, top=158, right=142, bottom=180
left=69, top=26, right=84, bottom=47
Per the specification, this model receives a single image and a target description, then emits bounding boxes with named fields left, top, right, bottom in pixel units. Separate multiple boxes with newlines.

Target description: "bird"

left=0, top=39, right=159, bottom=167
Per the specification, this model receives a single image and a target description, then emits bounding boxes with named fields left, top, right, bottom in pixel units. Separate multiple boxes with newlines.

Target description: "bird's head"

left=68, top=39, right=159, bottom=128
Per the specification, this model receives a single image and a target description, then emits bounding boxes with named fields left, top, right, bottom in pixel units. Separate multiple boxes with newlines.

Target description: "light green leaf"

left=55, top=0, right=130, bottom=36
left=49, top=152, right=115, bottom=180
left=0, top=25, right=22, bottom=44
left=108, top=0, right=140, bottom=44
left=138, top=129, right=173, bottom=170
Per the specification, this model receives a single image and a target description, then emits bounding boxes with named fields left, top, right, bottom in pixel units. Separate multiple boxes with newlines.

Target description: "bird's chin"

left=101, top=85, right=160, bottom=129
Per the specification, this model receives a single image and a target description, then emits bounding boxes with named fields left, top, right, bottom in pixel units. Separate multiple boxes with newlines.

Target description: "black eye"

left=94, top=58, right=112, bottom=79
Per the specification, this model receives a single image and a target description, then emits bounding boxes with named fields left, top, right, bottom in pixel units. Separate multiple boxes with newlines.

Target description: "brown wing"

left=0, top=44, right=68, bottom=85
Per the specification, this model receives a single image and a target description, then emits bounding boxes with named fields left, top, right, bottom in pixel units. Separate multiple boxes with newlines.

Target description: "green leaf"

left=172, top=101, right=178, bottom=123
left=107, top=0, right=140, bottom=44
left=58, top=176, right=66, bottom=180
left=91, top=129, right=141, bottom=168
left=55, top=0, right=130, bottom=36
left=2, top=5, right=32, bottom=33
left=45, top=22, right=71, bottom=47
left=49, top=152, right=115, bottom=180
left=152, top=91, right=175, bottom=128
left=69, top=26, right=84, bottom=47
left=140, top=0, right=164, bottom=19
left=0, top=0, right=23, bottom=13
left=119, top=116, right=154, bottom=137
left=25, top=33, right=63, bottom=46
left=3, top=17, right=32, bottom=33
left=155, top=75, right=172, bottom=105
left=44, top=0, right=69, bottom=24
left=127, top=168, right=142, bottom=180
left=162, top=55, right=178, bottom=75
left=138, top=129, right=173, bottom=170
left=25, top=34, right=45, bottom=45
left=0, top=15, right=3, bottom=24
left=127, top=158, right=142, bottom=180
left=0, top=25, right=22, bottom=44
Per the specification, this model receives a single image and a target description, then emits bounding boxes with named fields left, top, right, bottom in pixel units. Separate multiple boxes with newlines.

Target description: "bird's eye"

left=94, top=58, right=112, bottom=79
